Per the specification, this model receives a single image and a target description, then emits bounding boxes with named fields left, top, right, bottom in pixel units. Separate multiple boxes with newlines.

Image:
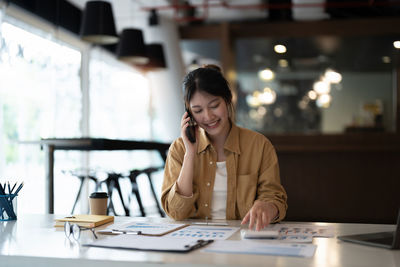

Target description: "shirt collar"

left=197, top=128, right=211, bottom=154
left=197, top=122, right=241, bottom=155
left=223, top=122, right=241, bottom=154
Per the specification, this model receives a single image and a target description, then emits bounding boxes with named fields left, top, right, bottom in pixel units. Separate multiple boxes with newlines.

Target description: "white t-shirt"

left=210, top=161, right=227, bottom=219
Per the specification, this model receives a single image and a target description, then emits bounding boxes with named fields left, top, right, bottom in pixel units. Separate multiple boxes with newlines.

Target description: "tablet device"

left=337, top=209, right=400, bottom=249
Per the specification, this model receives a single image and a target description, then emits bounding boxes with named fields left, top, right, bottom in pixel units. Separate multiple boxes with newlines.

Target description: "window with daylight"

left=87, top=48, right=164, bottom=216
left=0, top=19, right=82, bottom=214
left=0, top=12, right=161, bottom=216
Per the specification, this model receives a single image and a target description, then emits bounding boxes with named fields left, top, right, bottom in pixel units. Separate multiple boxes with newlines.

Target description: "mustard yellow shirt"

left=161, top=123, right=287, bottom=221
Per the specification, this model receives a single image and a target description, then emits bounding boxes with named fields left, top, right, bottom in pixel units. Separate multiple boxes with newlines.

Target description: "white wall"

left=144, top=17, right=186, bottom=142
left=121, top=14, right=185, bottom=142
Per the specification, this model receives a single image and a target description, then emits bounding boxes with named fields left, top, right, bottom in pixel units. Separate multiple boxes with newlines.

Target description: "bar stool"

left=127, top=169, right=146, bottom=217
left=64, top=169, right=102, bottom=214
left=127, top=167, right=165, bottom=217
left=104, top=172, right=130, bottom=216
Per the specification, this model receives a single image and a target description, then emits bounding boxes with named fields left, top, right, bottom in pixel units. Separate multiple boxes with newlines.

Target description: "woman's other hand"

left=241, top=200, right=278, bottom=231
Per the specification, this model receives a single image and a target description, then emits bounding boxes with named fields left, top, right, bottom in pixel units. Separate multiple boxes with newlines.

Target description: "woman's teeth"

left=207, top=121, right=218, bottom=127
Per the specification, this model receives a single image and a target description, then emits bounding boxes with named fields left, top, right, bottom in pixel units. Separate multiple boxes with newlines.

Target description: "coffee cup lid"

left=89, top=192, right=108, bottom=198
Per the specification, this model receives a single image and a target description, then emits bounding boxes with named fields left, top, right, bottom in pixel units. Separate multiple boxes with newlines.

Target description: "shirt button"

left=206, top=182, right=210, bottom=186
left=204, top=203, right=208, bottom=207
left=209, top=161, right=213, bottom=165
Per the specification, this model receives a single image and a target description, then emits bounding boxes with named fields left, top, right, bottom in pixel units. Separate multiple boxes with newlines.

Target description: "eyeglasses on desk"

left=64, top=221, right=98, bottom=241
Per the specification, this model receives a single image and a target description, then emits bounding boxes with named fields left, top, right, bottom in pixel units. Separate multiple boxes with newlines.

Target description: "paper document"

left=165, top=225, right=239, bottom=240
left=272, top=223, right=334, bottom=237
left=243, top=229, right=313, bottom=243
left=84, top=234, right=213, bottom=253
left=275, top=235, right=313, bottom=243
left=203, top=240, right=317, bottom=258
left=98, top=221, right=188, bottom=236
left=243, top=223, right=332, bottom=242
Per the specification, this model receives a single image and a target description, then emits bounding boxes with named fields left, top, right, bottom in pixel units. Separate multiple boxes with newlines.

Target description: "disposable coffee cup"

left=89, top=192, right=108, bottom=215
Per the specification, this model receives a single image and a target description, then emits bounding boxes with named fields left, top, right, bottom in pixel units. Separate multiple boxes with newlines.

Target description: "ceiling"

left=67, top=0, right=268, bottom=31
left=9, top=0, right=399, bottom=73
left=67, top=0, right=400, bottom=30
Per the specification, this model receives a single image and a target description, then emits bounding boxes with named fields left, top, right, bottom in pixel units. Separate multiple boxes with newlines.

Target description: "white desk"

left=0, top=214, right=399, bottom=267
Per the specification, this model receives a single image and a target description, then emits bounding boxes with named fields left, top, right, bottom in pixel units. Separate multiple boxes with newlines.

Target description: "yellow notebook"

left=54, top=214, right=114, bottom=228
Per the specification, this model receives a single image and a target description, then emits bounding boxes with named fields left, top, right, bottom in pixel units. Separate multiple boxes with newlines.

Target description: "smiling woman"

left=161, top=65, right=287, bottom=231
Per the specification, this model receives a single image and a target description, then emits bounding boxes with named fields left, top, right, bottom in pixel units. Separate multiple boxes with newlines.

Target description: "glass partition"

left=235, top=36, right=397, bottom=134
left=180, top=40, right=221, bottom=71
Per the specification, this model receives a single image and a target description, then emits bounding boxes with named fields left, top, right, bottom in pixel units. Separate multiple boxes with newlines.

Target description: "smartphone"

left=185, top=108, right=196, bottom=143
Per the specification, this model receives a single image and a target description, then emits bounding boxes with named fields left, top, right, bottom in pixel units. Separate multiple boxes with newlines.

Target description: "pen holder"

left=0, top=194, right=17, bottom=221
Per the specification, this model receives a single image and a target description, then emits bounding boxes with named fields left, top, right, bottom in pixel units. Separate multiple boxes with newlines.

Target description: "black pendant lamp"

left=117, top=29, right=149, bottom=64
left=144, top=43, right=167, bottom=69
left=80, top=1, right=119, bottom=44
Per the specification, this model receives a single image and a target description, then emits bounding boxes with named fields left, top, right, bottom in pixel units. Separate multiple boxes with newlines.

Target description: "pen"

left=7, top=182, right=15, bottom=215
left=10, top=182, right=24, bottom=201
left=111, top=230, right=142, bottom=235
left=184, top=239, right=214, bottom=250
left=14, top=182, right=24, bottom=194
left=10, top=182, right=17, bottom=194
left=192, top=222, right=229, bottom=226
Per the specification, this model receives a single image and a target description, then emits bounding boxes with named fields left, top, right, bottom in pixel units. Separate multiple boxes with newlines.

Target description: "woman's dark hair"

left=183, top=64, right=233, bottom=116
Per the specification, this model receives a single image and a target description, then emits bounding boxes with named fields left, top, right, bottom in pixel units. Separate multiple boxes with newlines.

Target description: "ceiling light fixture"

left=324, top=69, right=342, bottom=84
left=382, top=56, right=391, bottom=64
left=316, top=94, right=332, bottom=108
left=80, top=1, right=119, bottom=45
left=117, top=28, right=149, bottom=64
left=259, top=87, right=277, bottom=105
left=313, top=80, right=330, bottom=95
left=148, top=9, right=159, bottom=26
left=136, top=43, right=167, bottom=72
left=274, top=44, right=287, bottom=54
left=394, top=41, right=400, bottom=49
left=278, top=59, right=289, bottom=68
left=258, top=68, right=274, bottom=81
left=308, top=90, right=317, bottom=100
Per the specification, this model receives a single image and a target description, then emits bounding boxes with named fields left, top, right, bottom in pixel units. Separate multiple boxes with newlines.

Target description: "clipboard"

left=98, top=222, right=189, bottom=236
left=83, top=234, right=213, bottom=253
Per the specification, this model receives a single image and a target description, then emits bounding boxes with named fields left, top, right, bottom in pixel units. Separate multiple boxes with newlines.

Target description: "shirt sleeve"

left=256, top=140, right=288, bottom=223
left=161, top=139, right=198, bottom=220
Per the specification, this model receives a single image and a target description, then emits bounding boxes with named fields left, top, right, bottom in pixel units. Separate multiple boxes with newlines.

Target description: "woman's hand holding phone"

left=181, top=111, right=198, bottom=154
left=176, top=110, right=198, bottom=197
